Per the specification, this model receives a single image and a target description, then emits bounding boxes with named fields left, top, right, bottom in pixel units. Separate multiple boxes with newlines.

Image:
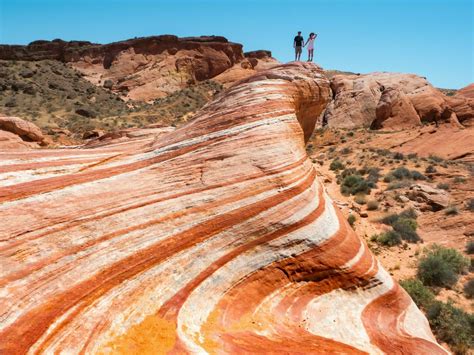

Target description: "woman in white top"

left=305, top=33, right=317, bottom=62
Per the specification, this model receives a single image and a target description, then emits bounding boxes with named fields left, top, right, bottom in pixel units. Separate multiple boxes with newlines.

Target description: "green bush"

left=354, top=194, right=367, bottom=205
left=445, top=205, right=459, bottom=216
left=376, top=231, right=402, bottom=246
left=417, top=245, right=469, bottom=288
left=453, top=176, right=467, bottom=183
left=467, top=199, right=474, bottom=211
left=391, top=166, right=411, bottom=179
left=466, top=241, right=474, bottom=255
left=427, top=245, right=469, bottom=274
left=393, top=152, right=404, bottom=160
left=437, top=182, right=450, bottom=191
left=340, top=174, right=371, bottom=195
left=418, top=254, right=458, bottom=288
left=400, top=279, right=435, bottom=309
left=347, top=214, right=356, bottom=227
left=386, top=180, right=412, bottom=190
left=425, top=165, right=437, bottom=173
left=464, top=279, right=474, bottom=299
left=426, top=301, right=473, bottom=354
left=330, top=159, right=345, bottom=171
left=410, top=170, right=427, bottom=180
left=367, top=200, right=379, bottom=211
left=429, top=154, right=444, bottom=163
left=392, top=218, right=421, bottom=242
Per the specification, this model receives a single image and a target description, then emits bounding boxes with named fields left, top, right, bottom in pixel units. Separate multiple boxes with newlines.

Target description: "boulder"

left=0, top=115, right=44, bottom=142
left=323, top=72, right=467, bottom=129
left=407, top=183, right=450, bottom=211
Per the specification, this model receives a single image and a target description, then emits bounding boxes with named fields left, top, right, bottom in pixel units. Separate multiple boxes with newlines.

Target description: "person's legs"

left=296, top=46, right=302, bottom=61
left=309, top=49, right=314, bottom=61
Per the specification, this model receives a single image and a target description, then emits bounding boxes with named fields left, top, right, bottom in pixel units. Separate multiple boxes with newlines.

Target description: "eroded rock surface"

left=323, top=72, right=472, bottom=129
left=0, top=63, right=446, bottom=354
left=0, top=36, right=278, bottom=102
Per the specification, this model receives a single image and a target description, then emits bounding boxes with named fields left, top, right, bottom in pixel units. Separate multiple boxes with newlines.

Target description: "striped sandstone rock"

left=0, top=62, right=446, bottom=354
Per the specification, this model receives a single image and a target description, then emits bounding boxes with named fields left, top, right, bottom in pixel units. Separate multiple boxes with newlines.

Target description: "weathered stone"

left=0, top=63, right=445, bottom=354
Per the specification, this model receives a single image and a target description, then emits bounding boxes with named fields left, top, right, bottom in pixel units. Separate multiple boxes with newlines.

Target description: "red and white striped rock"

left=0, top=62, right=446, bottom=354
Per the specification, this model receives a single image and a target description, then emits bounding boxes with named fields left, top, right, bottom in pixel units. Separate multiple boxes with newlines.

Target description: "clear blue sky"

left=0, top=0, right=472, bottom=88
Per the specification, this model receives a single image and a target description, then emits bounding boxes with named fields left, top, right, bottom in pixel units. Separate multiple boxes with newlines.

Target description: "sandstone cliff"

left=0, top=63, right=446, bottom=353
left=0, top=36, right=277, bottom=102
left=323, top=72, right=474, bottom=129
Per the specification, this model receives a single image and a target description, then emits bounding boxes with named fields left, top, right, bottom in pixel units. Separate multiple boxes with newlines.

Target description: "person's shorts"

left=295, top=46, right=302, bottom=54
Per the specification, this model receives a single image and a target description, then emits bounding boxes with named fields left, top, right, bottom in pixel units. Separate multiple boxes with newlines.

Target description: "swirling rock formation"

left=0, top=63, right=446, bottom=354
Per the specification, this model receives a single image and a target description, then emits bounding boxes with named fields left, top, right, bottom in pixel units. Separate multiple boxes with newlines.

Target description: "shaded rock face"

left=0, top=36, right=247, bottom=101
left=323, top=72, right=472, bottom=129
left=0, top=63, right=446, bottom=353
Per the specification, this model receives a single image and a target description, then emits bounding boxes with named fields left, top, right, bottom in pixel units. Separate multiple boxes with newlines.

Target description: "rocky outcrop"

left=0, top=115, right=46, bottom=148
left=456, top=83, right=474, bottom=99
left=407, top=183, right=450, bottom=211
left=0, top=63, right=445, bottom=353
left=323, top=72, right=471, bottom=129
left=0, top=36, right=248, bottom=101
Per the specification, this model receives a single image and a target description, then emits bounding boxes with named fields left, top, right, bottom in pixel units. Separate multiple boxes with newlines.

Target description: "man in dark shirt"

left=293, top=31, right=304, bottom=61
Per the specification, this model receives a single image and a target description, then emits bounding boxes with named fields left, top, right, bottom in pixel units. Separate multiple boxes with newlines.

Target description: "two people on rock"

left=293, top=31, right=317, bottom=62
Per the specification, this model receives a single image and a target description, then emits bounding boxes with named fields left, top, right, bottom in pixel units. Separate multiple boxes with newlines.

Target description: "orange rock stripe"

left=0, top=169, right=316, bottom=354
left=362, top=284, right=446, bottom=354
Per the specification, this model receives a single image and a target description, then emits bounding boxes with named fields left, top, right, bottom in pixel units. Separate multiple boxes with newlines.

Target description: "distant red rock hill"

left=0, top=36, right=277, bottom=101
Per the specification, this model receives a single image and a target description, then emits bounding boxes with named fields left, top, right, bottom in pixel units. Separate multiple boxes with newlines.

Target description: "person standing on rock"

left=305, top=33, right=317, bottom=62
left=293, top=31, right=304, bottom=61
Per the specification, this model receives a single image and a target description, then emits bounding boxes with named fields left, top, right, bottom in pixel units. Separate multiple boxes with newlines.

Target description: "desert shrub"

left=418, top=245, right=469, bottom=288
left=330, top=159, right=345, bottom=171
left=407, top=153, right=418, bottom=159
left=467, top=199, right=474, bottom=211
left=399, top=208, right=417, bottom=219
left=400, top=279, right=435, bottom=309
left=392, top=218, right=420, bottom=242
left=347, top=214, right=356, bottom=227
left=410, top=170, right=426, bottom=180
left=366, top=167, right=381, bottom=184
left=426, top=301, right=473, bottom=354
left=386, top=180, right=412, bottom=190
left=376, top=231, right=402, bottom=246
left=437, top=182, right=450, bottom=190
left=425, top=165, right=437, bottom=173
left=429, top=154, right=444, bottom=163
left=391, top=166, right=411, bottom=179
left=445, top=206, right=459, bottom=216
left=340, top=147, right=351, bottom=155
left=367, top=200, right=379, bottom=211
left=340, top=175, right=371, bottom=195
left=466, top=241, right=474, bottom=255
left=376, top=148, right=391, bottom=156
left=354, top=194, right=367, bottom=205
left=453, top=176, right=467, bottom=183
left=393, top=152, right=404, bottom=160
left=418, top=254, right=458, bottom=288
left=340, top=168, right=358, bottom=178
left=383, top=174, right=395, bottom=183
left=347, top=131, right=354, bottom=137
left=464, top=279, right=474, bottom=299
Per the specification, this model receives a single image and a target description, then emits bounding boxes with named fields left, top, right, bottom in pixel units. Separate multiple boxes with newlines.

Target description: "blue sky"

left=0, top=0, right=472, bottom=88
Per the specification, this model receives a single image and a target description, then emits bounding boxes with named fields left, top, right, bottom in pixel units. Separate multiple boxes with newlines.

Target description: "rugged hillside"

left=0, top=63, right=446, bottom=354
left=0, top=36, right=277, bottom=102
left=0, top=59, right=223, bottom=139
